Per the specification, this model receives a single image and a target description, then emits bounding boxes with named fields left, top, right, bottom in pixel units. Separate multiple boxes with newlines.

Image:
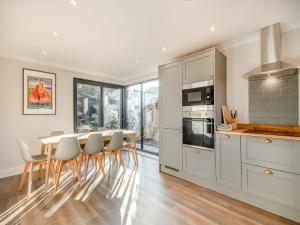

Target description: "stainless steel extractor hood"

left=244, top=23, right=299, bottom=80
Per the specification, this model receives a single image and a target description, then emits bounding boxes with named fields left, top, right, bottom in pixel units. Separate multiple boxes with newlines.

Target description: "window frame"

left=73, top=78, right=124, bottom=132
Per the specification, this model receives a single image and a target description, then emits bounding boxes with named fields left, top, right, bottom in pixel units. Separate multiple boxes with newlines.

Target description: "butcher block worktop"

left=216, top=124, right=300, bottom=141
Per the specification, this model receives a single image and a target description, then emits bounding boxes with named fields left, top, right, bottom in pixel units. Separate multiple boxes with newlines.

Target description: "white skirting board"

left=0, top=165, right=24, bottom=179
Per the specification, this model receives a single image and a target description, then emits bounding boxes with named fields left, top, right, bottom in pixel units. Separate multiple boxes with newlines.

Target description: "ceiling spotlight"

left=70, top=0, right=77, bottom=6
left=162, top=47, right=167, bottom=52
left=53, top=31, right=58, bottom=36
left=135, top=59, right=139, bottom=63
left=42, top=50, right=47, bottom=55
left=210, top=26, right=215, bottom=31
left=113, top=69, right=118, bottom=72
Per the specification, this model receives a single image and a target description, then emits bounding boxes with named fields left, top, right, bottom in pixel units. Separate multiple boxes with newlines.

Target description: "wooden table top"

left=39, top=130, right=136, bottom=145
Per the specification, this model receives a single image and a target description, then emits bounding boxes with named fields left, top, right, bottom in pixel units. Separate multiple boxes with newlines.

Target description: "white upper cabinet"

left=159, top=61, right=182, bottom=130
left=183, top=50, right=214, bottom=85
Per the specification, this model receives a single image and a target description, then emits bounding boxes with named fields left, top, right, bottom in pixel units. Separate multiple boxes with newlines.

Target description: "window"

left=74, top=78, right=123, bottom=132
left=103, top=87, right=122, bottom=129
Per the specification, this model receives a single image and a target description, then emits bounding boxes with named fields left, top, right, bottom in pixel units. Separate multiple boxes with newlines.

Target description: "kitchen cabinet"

left=159, top=61, right=182, bottom=130
left=183, top=145, right=215, bottom=182
left=183, top=50, right=214, bottom=85
left=242, top=164, right=300, bottom=210
left=160, top=128, right=182, bottom=173
left=216, top=134, right=241, bottom=190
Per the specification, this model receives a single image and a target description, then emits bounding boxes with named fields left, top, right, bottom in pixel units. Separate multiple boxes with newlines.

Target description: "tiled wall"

left=249, top=75, right=299, bottom=125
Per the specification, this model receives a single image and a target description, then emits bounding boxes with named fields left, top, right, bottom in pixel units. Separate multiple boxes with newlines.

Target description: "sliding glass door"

left=74, top=78, right=123, bottom=132
left=142, top=80, right=159, bottom=154
left=125, top=79, right=159, bottom=155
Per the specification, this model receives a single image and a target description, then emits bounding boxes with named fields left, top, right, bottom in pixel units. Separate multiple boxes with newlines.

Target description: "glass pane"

left=126, top=84, right=141, bottom=146
left=103, top=87, right=121, bottom=129
left=77, top=83, right=101, bottom=131
left=143, top=80, right=159, bottom=154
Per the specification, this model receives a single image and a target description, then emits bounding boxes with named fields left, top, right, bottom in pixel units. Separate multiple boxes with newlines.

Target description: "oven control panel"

left=182, top=110, right=214, bottom=118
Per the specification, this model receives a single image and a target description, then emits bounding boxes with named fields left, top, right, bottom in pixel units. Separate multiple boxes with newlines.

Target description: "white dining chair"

left=17, top=139, right=55, bottom=196
left=78, top=133, right=105, bottom=182
left=53, top=137, right=82, bottom=193
left=105, top=131, right=124, bottom=169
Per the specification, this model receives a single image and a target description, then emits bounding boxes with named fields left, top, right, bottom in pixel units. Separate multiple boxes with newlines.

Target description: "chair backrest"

left=98, top=127, right=108, bottom=132
left=83, top=133, right=104, bottom=154
left=108, top=131, right=123, bottom=151
left=78, top=128, right=90, bottom=133
left=17, top=139, right=33, bottom=162
left=50, top=130, right=65, bottom=137
left=54, top=137, right=81, bottom=161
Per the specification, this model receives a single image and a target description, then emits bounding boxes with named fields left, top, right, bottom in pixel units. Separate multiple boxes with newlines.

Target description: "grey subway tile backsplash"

left=249, top=75, right=299, bottom=125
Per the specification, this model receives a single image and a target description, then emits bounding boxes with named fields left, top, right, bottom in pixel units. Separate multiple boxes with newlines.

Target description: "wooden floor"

left=0, top=153, right=299, bottom=225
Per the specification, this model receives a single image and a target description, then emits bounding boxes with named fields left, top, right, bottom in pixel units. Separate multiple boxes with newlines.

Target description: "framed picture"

left=23, top=68, right=56, bottom=115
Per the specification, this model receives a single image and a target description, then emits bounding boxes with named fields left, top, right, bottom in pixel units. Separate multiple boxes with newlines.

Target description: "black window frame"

left=73, top=78, right=124, bottom=132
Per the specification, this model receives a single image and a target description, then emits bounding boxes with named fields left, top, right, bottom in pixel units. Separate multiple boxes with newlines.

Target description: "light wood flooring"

left=0, top=153, right=299, bottom=225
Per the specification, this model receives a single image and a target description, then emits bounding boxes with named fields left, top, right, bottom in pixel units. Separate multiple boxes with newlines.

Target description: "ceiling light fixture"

left=210, top=26, right=215, bottom=31
left=162, top=47, right=167, bottom=52
left=42, top=50, right=47, bottom=55
left=135, top=59, right=139, bottom=63
left=113, top=69, right=118, bottom=72
left=53, top=31, right=58, bottom=36
left=70, top=0, right=77, bottom=6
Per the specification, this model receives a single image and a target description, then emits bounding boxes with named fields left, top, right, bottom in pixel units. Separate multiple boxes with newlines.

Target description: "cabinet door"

left=183, top=51, right=214, bottom=85
left=159, top=62, right=182, bottom=130
left=216, top=134, right=242, bottom=190
left=183, top=146, right=215, bottom=182
left=160, top=128, right=182, bottom=172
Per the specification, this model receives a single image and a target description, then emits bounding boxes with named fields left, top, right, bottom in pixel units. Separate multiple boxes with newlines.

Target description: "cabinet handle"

left=264, top=138, right=272, bottom=144
left=225, top=135, right=230, bottom=139
left=264, top=169, right=273, bottom=176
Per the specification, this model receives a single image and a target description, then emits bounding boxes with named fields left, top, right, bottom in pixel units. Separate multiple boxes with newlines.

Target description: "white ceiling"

left=1, top=0, right=300, bottom=81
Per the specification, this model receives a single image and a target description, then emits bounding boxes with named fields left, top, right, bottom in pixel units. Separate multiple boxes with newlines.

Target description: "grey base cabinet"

left=216, top=134, right=242, bottom=190
left=183, top=145, right=215, bottom=182
left=160, top=128, right=182, bottom=173
left=242, top=164, right=300, bottom=210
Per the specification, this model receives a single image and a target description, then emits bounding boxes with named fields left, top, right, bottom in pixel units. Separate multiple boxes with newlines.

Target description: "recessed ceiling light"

left=162, top=47, right=167, bottom=52
left=53, top=31, right=58, bottom=36
left=210, top=26, right=215, bottom=31
left=70, top=0, right=77, bottom=6
left=135, top=59, right=139, bottom=63
left=113, top=69, right=118, bottom=72
left=42, top=50, right=47, bottom=55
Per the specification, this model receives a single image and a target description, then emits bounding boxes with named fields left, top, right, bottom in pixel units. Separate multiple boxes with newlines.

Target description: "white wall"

left=220, top=27, right=300, bottom=123
left=0, top=57, right=123, bottom=177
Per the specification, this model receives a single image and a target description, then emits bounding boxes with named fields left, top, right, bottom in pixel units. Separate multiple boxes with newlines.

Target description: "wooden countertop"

left=216, top=124, right=300, bottom=141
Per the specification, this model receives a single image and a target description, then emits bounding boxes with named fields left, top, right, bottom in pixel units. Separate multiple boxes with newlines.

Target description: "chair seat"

left=29, top=154, right=48, bottom=163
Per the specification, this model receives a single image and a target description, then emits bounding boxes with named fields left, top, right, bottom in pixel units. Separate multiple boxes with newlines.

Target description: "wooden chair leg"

left=50, top=161, right=56, bottom=183
left=19, top=162, right=30, bottom=191
left=78, top=154, right=83, bottom=176
left=27, top=163, right=34, bottom=197
left=74, top=159, right=82, bottom=186
left=119, top=149, right=124, bottom=168
left=84, top=155, right=89, bottom=182
left=54, top=161, right=63, bottom=193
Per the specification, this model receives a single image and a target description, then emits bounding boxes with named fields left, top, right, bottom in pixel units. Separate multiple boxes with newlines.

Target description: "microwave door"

left=183, top=118, right=204, bottom=147
left=183, top=88, right=203, bottom=106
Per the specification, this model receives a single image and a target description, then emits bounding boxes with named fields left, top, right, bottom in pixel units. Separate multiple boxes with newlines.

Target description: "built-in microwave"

left=182, top=80, right=214, bottom=111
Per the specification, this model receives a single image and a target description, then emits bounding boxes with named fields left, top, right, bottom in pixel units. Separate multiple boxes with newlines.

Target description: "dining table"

left=38, top=130, right=137, bottom=192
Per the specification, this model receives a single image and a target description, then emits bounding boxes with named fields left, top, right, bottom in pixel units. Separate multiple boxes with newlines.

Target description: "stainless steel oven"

left=182, top=110, right=214, bottom=150
left=182, top=80, right=214, bottom=111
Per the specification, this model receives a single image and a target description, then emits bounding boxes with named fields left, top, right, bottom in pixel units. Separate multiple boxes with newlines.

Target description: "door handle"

left=225, top=135, right=230, bottom=139
left=264, top=138, right=272, bottom=144
left=264, top=169, right=273, bottom=176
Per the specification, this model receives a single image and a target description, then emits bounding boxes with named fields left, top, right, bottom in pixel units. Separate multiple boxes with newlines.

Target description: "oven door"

left=182, top=88, right=204, bottom=107
left=182, top=118, right=205, bottom=148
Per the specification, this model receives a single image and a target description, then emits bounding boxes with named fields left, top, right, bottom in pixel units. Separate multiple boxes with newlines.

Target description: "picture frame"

left=23, top=68, right=56, bottom=115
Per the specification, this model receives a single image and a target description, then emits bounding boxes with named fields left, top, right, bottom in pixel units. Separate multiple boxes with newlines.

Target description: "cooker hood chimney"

left=244, top=23, right=299, bottom=80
